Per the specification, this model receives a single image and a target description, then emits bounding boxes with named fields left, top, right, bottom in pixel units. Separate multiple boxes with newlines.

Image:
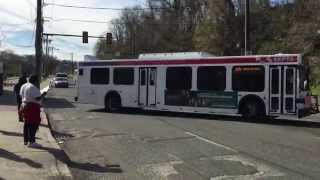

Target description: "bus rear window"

left=114, top=68, right=134, bottom=85
left=232, top=66, right=265, bottom=92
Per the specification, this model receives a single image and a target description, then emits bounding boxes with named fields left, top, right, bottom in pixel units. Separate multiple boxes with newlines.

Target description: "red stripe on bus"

left=79, top=56, right=298, bottom=67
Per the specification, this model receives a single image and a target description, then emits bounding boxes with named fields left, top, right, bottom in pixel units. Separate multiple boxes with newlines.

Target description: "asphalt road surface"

left=44, top=87, right=320, bottom=180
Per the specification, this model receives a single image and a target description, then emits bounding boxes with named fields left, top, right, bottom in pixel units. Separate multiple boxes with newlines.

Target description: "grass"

left=311, top=85, right=320, bottom=96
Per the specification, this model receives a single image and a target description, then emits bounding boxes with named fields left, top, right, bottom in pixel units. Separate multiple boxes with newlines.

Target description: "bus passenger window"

left=141, top=70, right=146, bottom=85
left=90, top=68, right=109, bottom=84
left=150, top=70, right=155, bottom=86
left=166, top=67, right=192, bottom=90
left=197, top=66, right=226, bottom=91
left=114, top=68, right=134, bottom=85
left=232, top=66, right=265, bottom=92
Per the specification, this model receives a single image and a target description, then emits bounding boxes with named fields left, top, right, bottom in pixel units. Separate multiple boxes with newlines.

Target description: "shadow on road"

left=33, top=146, right=122, bottom=173
left=0, top=148, right=43, bottom=169
left=44, top=97, right=75, bottom=109
left=0, top=130, right=41, bottom=140
left=0, top=130, right=23, bottom=137
left=88, top=108, right=320, bottom=129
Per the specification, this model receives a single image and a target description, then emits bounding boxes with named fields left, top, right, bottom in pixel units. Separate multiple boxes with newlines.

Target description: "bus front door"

left=139, top=68, right=157, bottom=106
left=270, top=66, right=296, bottom=115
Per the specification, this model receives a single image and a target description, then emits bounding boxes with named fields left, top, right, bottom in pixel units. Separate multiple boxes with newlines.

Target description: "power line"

left=44, top=17, right=109, bottom=24
left=44, top=2, right=166, bottom=11
left=44, top=17, right=199, bottom=25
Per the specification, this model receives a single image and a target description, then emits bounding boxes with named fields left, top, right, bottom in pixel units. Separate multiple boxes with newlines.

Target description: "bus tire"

left=239, top=97, right=266, bottom=120
left=105, top=93, right=122, bottom=112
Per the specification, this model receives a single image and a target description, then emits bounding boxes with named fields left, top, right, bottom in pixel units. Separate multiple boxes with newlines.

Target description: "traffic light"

left=106, top=33, right=112, bottom=45
left=82, top=31, right=88, bottom=43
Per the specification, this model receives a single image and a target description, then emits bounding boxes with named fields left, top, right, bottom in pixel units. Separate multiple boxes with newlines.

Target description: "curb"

left=41, top=110, right=73, bottom=180
left=41, top=86, right=73, bottom=180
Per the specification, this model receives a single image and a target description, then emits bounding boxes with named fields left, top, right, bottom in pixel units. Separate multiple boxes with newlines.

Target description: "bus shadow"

left=89, top=108, right=320, bottom=129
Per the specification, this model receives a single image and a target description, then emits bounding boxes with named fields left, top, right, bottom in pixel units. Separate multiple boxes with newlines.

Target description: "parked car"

left=53, top=77, right=69, bottom=88
left=55, top=73, right=68, bottom=78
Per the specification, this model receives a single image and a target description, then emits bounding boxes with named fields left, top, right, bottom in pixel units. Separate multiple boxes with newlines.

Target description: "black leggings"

left=17, top=97, right=22, bottom=121
left=23, top=123, right=39, bottom=143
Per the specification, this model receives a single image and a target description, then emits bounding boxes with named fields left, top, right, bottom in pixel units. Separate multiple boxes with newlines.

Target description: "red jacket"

left=21, top=102, right=41, bottom=124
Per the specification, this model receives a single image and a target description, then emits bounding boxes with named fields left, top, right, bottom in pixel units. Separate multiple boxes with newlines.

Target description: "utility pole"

left=71, top=53, right=74, bottom=75
left=35, top=0, right=43, bottom=87
left=244, top=0, right=250, bottom=55
left=43, top=35, right=52, bottom=76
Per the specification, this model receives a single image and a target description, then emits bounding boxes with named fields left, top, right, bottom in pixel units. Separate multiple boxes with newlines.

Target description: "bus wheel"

left=241, top=101, right=260, bottom=120
left=105, top=95, right=121, bottom=112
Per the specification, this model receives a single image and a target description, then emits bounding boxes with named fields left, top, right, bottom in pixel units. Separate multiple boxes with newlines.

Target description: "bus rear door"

left=139, top=67, right=157, bottom=106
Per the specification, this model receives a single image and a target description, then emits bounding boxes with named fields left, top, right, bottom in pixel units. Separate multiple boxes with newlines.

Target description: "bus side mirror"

left=303, top=80, right=308, bottom=91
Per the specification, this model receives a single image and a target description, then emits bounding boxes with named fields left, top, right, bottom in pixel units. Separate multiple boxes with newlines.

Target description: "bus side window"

left=90, top=68, right=109, bottom=84
left=141, top=70, right=146, bottom=86
left=197, top=66, right=226, bottom=91
left=79, top=69, right=83, bottom=76
left=114, top=68, right=134, bottom=85
left=150, top=69, right=156, bottom=86
left=232, top=66, right=265, bottom=92
left=166, top=67, right=192, bottom=90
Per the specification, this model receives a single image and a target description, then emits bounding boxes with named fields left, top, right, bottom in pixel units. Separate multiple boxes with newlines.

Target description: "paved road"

left=44, top=87, right=320, bottom=180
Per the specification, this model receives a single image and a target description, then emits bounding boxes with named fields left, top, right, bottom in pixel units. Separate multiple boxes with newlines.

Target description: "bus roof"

left=138, top=52, right=215, bottom=60
left=79, top=54, right=302, bottom=67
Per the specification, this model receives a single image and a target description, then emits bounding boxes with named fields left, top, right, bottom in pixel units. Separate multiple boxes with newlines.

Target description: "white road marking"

left=185, top=132, right=285, bottom=179
left=210, top=155, right=285, bottom=180
left=185, top=132, right=238, bottom=153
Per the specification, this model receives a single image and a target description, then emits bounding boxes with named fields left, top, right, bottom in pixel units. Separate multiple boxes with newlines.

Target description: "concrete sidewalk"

left=0, top=87, right=72, bottom=180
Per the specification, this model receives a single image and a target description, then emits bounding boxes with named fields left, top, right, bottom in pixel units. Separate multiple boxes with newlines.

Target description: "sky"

left=0, top=0, right=145, bottom=61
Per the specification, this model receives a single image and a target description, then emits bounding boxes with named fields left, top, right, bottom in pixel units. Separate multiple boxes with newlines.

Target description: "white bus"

left=77, top=52, right=311, bottom=118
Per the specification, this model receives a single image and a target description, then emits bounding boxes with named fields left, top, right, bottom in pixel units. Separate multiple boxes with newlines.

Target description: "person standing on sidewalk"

left=14, top=76, right=27, bottom=122
left=20, top=75, right=46, bottom=147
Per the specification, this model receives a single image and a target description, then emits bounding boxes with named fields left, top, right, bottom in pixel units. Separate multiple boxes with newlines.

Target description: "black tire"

left=105, top=95, right=121, bottom=112
left=240, top=100, right=265, bottom=120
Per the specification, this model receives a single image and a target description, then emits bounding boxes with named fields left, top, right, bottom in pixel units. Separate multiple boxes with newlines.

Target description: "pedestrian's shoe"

left=28, top=142, right=41, bottom=148
left=24, top=142, right=28, bottom=145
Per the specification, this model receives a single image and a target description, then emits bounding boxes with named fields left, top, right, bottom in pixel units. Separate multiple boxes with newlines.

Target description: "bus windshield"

left=299, top=66, right=309, bottom=91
